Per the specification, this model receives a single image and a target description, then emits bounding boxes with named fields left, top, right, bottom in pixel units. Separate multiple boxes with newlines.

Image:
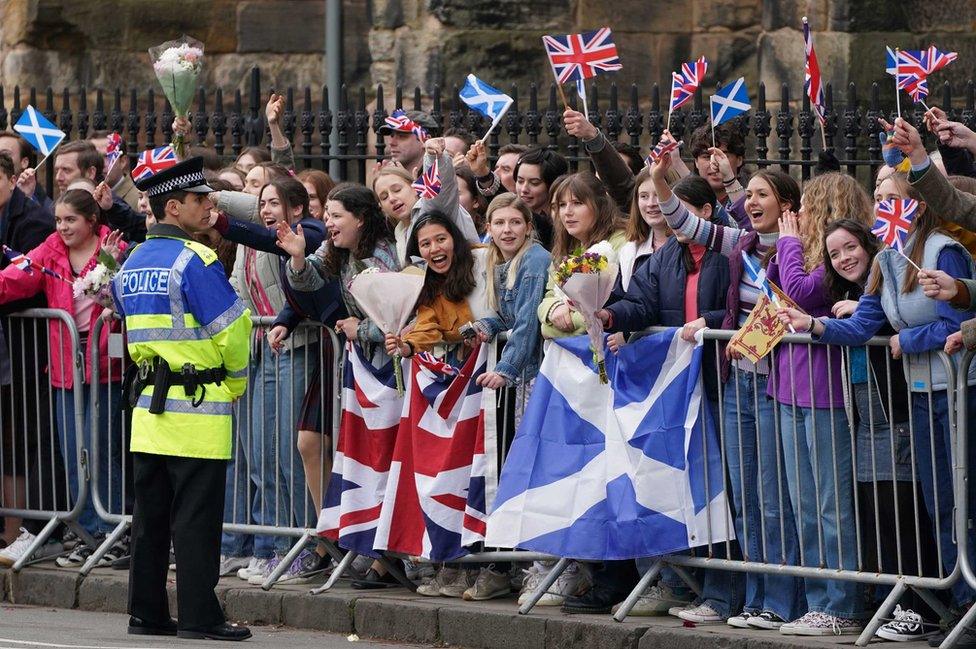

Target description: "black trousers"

left=128, top=452, right=226, bottom=631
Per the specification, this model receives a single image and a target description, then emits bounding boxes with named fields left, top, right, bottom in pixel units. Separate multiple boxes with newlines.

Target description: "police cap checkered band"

left=134, top=156, right=213, bottom=197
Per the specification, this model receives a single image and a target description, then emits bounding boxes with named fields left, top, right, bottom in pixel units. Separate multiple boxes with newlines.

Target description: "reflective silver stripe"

left=126, top=327, right=209, bottom=343
left=204, top=300, right=247, bottom=337
left=226, top=367, right=248, bottom=379
left=135, top=395, right=232, bottom=416
left=168, top=248, right=196, bottom=329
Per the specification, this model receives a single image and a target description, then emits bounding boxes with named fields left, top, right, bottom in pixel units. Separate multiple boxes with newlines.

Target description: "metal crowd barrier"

left=0, top=310, right=88, bottom=571
left=83, top=315, right=346, bottom=588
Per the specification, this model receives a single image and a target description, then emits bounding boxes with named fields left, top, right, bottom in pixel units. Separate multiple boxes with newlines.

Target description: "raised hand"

left=93, top=181, right=114, bottom=211
left=16, top=168, right=37, bottom=199
left=778, top=209, right=801, bottom=239
left=275, top=221, right=306, bottom=261
left=918, top=269, right=959, bottom=301
left=466, top=140, right=490, bottom=177
left=708, top=147, right=734, bottom=183
left=102, top=229, right=124, bottom=261
left=563, top=109, right=598, bottom=141
left=266, top=93, right=285, bottom=125
left=423, top=137, right=446, bottom=158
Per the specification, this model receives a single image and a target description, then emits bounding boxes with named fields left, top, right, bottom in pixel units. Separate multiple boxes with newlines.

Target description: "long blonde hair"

left=484, top=193, right=535, bottom=311
left=799, top=173, right=873, bottom=272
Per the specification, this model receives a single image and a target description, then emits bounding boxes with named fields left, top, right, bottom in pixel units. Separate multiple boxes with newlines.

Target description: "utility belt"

left=123, top=357, right=227, bottom=415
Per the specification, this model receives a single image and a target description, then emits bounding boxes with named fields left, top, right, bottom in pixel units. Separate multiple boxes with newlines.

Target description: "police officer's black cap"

left=134, top=156, right=214, bottom=198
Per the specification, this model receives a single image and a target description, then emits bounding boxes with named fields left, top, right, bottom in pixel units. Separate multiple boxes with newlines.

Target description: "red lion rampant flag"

left=374, top=343, right=496, bottom=561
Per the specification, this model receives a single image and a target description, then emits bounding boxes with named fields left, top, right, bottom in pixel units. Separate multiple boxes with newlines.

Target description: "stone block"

left=546, top=617, right=648, bottom=649
left=430, top=0, right=573, bottom=31
left=370, top=0, right=404, bottom=29
left=120, top=0, right=239, bottom=53
left=759, top=28, right=851, bottom=101
left=439, top=30, right=558, bottom=96
left=846, top=0, right=911, bottom=32
left=907, top=0, right=976, bottom=32
left=209, top=53, right=325, bottom=92
left=238, top=1, right=325, bottom=53
left=77, top=573, right=128, bottom=613
left=369, top=30, right=397, bottom=62
left=223, top=587, right=283, bottom=625
left=697, top=0, right=762, bottom=32
left=761, top=0, right=830, bottom=32
left=577, top=0, right=692, bottom=33
left=438, top=606, right=546, bottom=649
left=281, top=591, right=356, bottom=633
left=8, top=568, right=77, bottom=608
left=690, top=31, right=759, bottom=88
left=613, top=32, right=694, bottom=90
left=1, top=0, right=41, bottom=48
left=354, top=598, right=440, bottom=644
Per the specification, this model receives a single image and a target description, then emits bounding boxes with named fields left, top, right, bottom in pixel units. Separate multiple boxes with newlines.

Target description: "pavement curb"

left=3, top=566, right=874, bottom=649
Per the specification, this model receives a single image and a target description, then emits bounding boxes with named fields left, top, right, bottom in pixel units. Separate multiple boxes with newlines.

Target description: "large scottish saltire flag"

left=317, top=343, right=401, bottom=557
left=373, top=343, right=496, bottom=561
left=486, top=330, right=733, bottom=560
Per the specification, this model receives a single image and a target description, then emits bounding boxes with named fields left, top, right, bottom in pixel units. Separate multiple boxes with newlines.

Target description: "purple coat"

left=765, top=236, right=844, bottom=408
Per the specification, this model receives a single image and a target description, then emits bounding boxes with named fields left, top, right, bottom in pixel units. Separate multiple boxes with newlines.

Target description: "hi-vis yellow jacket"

left=112, top=224, right=252, bottom=459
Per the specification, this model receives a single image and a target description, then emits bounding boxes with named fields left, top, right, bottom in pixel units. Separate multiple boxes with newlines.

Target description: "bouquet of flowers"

left=149, top=35, right=204, bottom=158
left=73, top=249, right=120, bottom=309
left=555, top=241, right=619, bottom=383
left=349, top=266, right=426, bottom=396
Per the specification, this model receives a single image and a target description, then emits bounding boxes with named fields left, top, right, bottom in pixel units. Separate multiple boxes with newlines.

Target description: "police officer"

left=112, top=157, right=252, bottom=641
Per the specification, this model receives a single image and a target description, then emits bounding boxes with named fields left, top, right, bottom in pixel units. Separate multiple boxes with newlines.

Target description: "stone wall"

left=0, top=0, right=973, bottom=108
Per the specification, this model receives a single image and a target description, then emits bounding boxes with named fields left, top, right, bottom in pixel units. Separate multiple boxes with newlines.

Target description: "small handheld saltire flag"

left=670, top=57, right=708, bottom=112
left=14, top=106, right=65, bottom=157
left=373, top=343, right=496, bottom=561
left=710, top=78, right=751, bottom=127
left=412, top=158, right=441, bottom=199
left=542, top=27, right=622, bottom=85
left=317, top=342, right=401, bottom=557
left=646, top=139, right=682, bottom=166
left=802, top=17, right=826, bottom=124
left=873, top=198, right=919, bottom=252
left=131, top=145, right=178, bottom=182
left=740, top=250, right=776, bottom=302
left=104, top=132, right=123, bottom=172
left=1, top=245, right=70, bottom=282
left=459, top=75, right=514, bottom=132
left=486, top=330, right=732, bottom=560
left=384, top=109, right=429, bottom=143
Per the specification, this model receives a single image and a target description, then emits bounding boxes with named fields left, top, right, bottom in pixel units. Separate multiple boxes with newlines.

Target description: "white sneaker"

left=611, top=584, right=693, bottom=617
left=536, top=562, right=590, bottom=607
left=876, top=606, right=937, bottom=642
left=248, top=556, right=281, bottom=585
left=747, top=611, right=787, bottom=630
left=516, top=563, right=545, bottom=605
left=780, top=611, right=863, bottom=636
left=417, top=566, right=458, bottom=597
left=237, top=556, right=268, bottom=581
left=669, top=602, right=697, bottom=617
left=439, top=568, right=477, bottom=598
left=727, top=612, right=754, bottom=628
left=220, top=555, right=252, bottom=577
left=0, top=529, right=62, bottom=567
left=463, top=566, right=512, bottom=601
left=677, top=602, right=724, bottom=624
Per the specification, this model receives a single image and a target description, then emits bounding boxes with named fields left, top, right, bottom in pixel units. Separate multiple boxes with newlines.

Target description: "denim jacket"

left=478, top=243, right=550, bottom=384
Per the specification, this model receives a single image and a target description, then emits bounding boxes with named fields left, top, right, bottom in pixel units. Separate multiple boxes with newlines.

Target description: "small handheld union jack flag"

left=542, top=27, right=622, bottom=85
left=669, top=57, right=708, bottom=113
left=873, top=199, right=919, bottom=252
left=384, top=109, right=429, bottom=143
left=411, top=158, right=441, bottom=199
left=131, top=145, right=178, bottom=182
left=802, top=18, right=826, bottom=124
left=645, top=139, right=682, bottom=167
left=104, top=132, right=124, bottom=174
left=2, top=245, right=70, bottom=283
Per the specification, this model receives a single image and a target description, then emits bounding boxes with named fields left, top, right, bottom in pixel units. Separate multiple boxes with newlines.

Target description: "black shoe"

left=127, top=616, right=178, bottom=636
left=111, top=554, right=131, bottom=570
left=177, top=622, right=252, bottom=641
left=561, top=583, right=627, bottom=614
left=351, top=568, right=400, bottom=590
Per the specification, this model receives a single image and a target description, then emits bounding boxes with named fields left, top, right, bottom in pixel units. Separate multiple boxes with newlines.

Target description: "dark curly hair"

left=406, top=211, right=476, bottom=306
left=320, top=183, right=395, bottom=277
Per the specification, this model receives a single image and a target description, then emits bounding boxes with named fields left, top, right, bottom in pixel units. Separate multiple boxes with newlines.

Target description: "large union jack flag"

left=873, top=198, right=919, bottom=252
left=669, top=56, right=708, bottom=113
left=411, top=158, right=441, bottom=199
left=890, top=46, right=958, bottom=103
left=542, top=27, right=622, bottom=85
left=131, top=145, right=177, bottom=182
left=318, top=342, right=496, bottom=561
left=803, top=19, right=826, bottom=124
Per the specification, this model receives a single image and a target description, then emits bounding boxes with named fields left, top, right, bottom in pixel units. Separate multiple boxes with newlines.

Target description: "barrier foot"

left=913, top=586, right=955, bottom=626
left=518, top=558, right=569, bottom=616
left=613, top=560, right=663, bottom=622
left=79, top=519, right=129, bottom=578
left=12, top=517, right=61, bottom=572
left=855, top=579, right=905, bottom=646
left=310, top=551, right=356, bottom=594
left=377, top=554, right=416, bottom=592
left=941, top=602, right=976, bottom=649
left=668, top=562, right=702, bottom=598
left=261, top=532, right=311, bottom=591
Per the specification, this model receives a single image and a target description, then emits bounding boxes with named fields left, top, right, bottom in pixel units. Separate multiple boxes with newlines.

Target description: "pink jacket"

left=0, top=226, right=125, bottom=389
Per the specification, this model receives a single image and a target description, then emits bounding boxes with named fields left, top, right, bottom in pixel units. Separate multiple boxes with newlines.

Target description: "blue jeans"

left=221, top=408, right=254, bottom=558
left=718, top=369, right=805, bottom=621
left=781, top=404, right=864, bottom=619
left=912, top=388, right=976, bottom=607
left=248, top=341, right=317, bottom=558
left=54, top=384, right=123, bottom=537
